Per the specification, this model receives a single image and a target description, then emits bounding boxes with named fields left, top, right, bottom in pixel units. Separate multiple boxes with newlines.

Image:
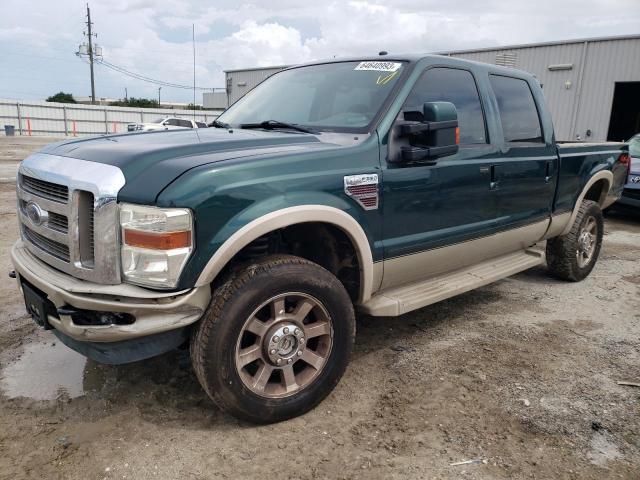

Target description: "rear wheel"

left=190, top=255, right=355, bottom=423
left=546, top=200, right=603, bottom=281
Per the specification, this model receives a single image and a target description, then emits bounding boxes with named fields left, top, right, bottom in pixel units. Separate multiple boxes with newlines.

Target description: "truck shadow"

left=605, top=205, right=640, bottom=227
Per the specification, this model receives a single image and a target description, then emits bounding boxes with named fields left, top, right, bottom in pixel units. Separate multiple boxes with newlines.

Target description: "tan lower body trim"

left=380, top=220, right=549, bottom=291
left=360, top=247, right=545, bottom=316
left=194, top=205, right=375, bottom=303
left=543, top=212, right=571, bottom=240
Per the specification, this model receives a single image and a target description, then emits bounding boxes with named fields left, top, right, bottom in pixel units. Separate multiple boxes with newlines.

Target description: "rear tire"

left=546, top=200, right=603, bottom=281
left=190, top=254, right=355, bottom=423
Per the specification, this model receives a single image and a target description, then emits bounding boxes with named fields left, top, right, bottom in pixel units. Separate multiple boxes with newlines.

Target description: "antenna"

left=192, top=23, right=196, bottom=119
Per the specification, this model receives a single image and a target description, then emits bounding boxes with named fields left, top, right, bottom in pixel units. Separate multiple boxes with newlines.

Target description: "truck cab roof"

left=287, top=53, right=537, bottom=82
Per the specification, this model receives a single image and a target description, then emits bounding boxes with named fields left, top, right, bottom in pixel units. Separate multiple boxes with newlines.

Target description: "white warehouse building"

left=204, top=34, right=640, bottom=142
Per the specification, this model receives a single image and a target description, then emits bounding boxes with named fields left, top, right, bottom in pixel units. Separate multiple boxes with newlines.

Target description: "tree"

left=186, top=103, right=202, bottom=110
left=46, top=92, right=77, bottom=103
left=109, top=97, right=159, bottom=108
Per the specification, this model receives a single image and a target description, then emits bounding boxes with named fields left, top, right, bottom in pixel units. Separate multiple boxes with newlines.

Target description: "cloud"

left=0, top=0, right=639, bottom=102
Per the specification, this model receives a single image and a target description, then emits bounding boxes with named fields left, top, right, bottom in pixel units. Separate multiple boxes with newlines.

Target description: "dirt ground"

left=0, top=137, right=639, bottom=479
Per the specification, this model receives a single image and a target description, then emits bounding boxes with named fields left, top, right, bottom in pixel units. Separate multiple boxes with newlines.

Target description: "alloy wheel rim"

left=234, top=292, right=333, bottom=398
left=576, top=216, right=597, bottom=268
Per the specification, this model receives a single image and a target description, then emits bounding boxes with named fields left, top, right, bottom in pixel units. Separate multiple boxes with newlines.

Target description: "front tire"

left=190, top=255, right=355, bottom=423
left=546, top=200, right=603, bottom=281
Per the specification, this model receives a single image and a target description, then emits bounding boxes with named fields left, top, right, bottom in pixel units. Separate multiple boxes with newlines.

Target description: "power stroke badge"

left=344, top=174, right=379, bottom=210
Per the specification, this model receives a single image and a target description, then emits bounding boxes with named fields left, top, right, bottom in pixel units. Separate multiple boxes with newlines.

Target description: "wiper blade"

left=239, top=120, right=316, bottom=134
left=210, top=119, right=231, bottom=128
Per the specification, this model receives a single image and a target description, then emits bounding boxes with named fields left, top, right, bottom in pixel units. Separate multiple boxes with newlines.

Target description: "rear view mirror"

left=398, top=101, right=459, bottom=163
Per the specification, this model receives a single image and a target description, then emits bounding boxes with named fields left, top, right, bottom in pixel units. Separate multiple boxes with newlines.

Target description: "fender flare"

left=560, top=170, right=613, bottom=236
left=194, top=205, right=375, bottom=303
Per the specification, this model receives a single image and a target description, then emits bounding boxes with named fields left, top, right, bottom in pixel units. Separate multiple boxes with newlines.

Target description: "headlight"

left=119, top=203, right=194, bottom=288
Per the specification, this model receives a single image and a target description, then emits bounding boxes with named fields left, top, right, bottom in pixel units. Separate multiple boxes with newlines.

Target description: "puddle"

left=0, top=339, right=102, bottom=401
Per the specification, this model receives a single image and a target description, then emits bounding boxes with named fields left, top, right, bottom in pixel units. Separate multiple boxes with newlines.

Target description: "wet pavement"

left=0, top=338, right=111, bottom=401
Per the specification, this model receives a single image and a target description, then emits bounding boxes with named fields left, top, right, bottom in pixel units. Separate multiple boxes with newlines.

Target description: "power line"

left=95, top=58, right=220, bottom=91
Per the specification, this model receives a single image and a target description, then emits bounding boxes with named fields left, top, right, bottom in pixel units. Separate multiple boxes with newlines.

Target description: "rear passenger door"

left=488, top=74, right=557, bottom=225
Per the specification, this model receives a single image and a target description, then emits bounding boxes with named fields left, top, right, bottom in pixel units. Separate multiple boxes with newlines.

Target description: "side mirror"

left=398, top=101, right=459, bottom=163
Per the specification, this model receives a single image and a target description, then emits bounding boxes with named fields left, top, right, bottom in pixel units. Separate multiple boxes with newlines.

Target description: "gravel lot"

left=1, top=137, right=639, bottom=479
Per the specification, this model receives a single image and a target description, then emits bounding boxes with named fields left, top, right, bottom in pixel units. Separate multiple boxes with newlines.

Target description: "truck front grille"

left=19, top=174, right=69, bottom=203
left=18, top=178, right=96, bottom=271
left=47, top=212, right=69, bottom=233
left=22, top=225, right=70, bottom=262
left=17, top=153, right=124, bottom=284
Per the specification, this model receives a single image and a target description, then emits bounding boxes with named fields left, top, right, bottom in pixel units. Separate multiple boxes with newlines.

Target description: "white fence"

left=0, top=99, right=222, bottom=137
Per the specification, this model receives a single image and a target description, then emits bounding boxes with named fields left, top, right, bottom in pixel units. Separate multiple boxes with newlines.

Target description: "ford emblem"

left=25, top=201, right=48, bottom=226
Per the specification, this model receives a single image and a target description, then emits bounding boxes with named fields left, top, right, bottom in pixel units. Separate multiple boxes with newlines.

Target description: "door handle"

left=545, top=161, right=552, bottom=183
left=489, top=164, right=499, bottom=190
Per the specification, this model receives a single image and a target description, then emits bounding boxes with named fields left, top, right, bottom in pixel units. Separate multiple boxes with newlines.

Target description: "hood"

left=40, top=127, right=339, bottom=203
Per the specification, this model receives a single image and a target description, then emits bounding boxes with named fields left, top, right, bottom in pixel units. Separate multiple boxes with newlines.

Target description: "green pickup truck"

left=11, top=55, right=630, bottom=422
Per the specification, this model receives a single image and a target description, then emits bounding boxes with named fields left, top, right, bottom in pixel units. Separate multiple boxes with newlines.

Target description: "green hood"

left=41, top=127, right=337, bottom=203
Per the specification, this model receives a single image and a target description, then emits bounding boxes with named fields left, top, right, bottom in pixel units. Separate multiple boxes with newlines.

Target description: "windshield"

left=218, top=61, right=406, bottom=132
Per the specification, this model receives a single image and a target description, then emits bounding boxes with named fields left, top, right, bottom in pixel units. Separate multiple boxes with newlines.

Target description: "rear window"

left=489, top=75, right=543, bottom=143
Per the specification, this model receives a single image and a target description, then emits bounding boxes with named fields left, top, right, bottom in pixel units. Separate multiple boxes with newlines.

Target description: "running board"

left=359, top=248, right=545, bottom=317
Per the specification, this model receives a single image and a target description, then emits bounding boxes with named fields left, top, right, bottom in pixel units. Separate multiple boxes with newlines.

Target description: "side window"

left=178, top=119, right=193, bottom=128
left=165, top=119, right=180, bottom=126
left=489, top=75, right=543, bottom=143
left=404, top=67, right=487, bottom=145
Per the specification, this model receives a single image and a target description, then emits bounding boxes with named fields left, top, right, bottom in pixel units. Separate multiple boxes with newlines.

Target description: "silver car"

left=618, top=134, right=640, bottom=208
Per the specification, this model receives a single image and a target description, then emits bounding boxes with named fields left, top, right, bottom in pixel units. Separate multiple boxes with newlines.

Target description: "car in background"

left=618, top=134, right=640, bottom=208
left=127, top=116, right=200, bottom=132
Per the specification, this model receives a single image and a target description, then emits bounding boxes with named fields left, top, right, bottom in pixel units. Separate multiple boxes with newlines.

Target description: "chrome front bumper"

left=11, top=240, right=210, bottom=342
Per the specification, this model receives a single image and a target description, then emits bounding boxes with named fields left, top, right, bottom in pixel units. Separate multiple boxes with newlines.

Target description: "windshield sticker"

left=355, top=61, right=402, bottom=72
left=376, top=71, right=399, bottom=85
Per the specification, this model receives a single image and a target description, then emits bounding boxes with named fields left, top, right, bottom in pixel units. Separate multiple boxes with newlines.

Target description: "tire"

left=546, top=200, right=603, bottom=281
left=190, top=254, right=355, bottom=423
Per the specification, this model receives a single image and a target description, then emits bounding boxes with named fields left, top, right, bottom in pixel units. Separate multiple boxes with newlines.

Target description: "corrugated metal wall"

left=226, top=67, right=287, bottom=105
left=573, top=37, right=640, bottom=141
left=449, top=37, right=640, bottom=141
left=0, top=99, right=222, bottom=136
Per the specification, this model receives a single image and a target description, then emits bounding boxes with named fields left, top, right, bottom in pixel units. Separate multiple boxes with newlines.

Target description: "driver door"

left=380, top=66, right=505, bottom=289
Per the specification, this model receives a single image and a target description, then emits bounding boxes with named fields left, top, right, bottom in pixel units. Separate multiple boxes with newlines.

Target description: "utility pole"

left=158, top=87, right=161, bottom=107
left=86, top=4, right=96, bottom=104
left=76, top=4, right=101, bottom=104
left=125, top=87, right=128, bottom=101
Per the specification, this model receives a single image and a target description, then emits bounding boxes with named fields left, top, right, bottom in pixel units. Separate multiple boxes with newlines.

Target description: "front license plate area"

left=21, top=279, right=56, bottom=330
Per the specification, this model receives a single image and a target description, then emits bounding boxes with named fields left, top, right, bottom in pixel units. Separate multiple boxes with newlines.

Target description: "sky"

left=1, top=0, right=639, bottom=104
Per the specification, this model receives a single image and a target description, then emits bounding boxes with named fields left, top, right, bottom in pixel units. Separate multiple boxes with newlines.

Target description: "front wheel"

left=190, top=255, right=355, bottom=423
left=546, top=200, right=604, bottom=281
